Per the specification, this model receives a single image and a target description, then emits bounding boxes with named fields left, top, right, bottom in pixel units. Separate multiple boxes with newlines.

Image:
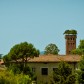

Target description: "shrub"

left=0, top=70, right=31, bottom=84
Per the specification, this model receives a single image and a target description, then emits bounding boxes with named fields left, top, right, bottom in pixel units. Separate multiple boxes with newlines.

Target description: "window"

left=69, top=51, right=71, bottom=53
left=41, top=68, right=48, bottom=75
left=53, top=68, right=58, bottom=72
left=53, top=68, right=59, bottom=74
left=73, top=38, right=74, bottom=40
left=68, top=38, right=69, bottom=40
left=32, top=68, right=36, bottom=73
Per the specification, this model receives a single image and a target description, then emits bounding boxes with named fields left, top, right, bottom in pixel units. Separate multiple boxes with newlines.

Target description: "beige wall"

left=28, top=62, right=78, bottom=84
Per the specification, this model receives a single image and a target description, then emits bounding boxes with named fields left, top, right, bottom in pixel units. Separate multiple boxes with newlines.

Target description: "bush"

left=0, top=70, right=31, bottom=84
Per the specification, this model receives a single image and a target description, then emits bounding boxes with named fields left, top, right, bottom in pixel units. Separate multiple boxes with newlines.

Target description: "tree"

left=3, top=42, right=40, bottom=75
left=78, top=40, right=84, bottom=55
left=71, top=49, right=82, bottom=55
left=3, top=54, right=11, bottom=67
left=44, top=43, right=59, bottom=55
left=71, top=40, right=84, bottom=55
left=0, top=70, right=31, bottom=84
left=0, top=54, right=2, bottom=59
left=63, top=29, right=77, bottom=35
left=76, top=56, right=84, bottom=84
left=52, top=62, right=76, bottom=84
left=4, top=42, right=39, bottom=62
left=63, top=30, right=70, bottom=35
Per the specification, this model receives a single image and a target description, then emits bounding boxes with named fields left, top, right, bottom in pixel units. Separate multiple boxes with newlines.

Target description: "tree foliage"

left=52, top=62, right=76, bottom=84
left=78, top=40, right=84, bottom=53
left=0, top=54, right=3, bottom=59
left=3, top=42, right=39, bottom=79
left=63, top=29, right=77, bottom=35
left=3, top=42, right=40, bottom=63
left=71, top=40, right=84, bottom=55
left=0, top=70, right=31, bottom=84
left=44, top=43, right=59, bottom=55
left=77, top=56, right=84, bottom=84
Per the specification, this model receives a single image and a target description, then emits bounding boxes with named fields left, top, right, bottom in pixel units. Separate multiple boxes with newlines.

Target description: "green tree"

left=3, top=42, right=40, bottom=76
left=44, top=43, right=59, bottom=55
left=78, top=40, right=84, bottom=55
left=0, top=54, right=2, bottom=59
left=76, top=56, right=84, bottom=84
left=3, top=42, right=39, bottom=62
left=52, top=62, right=76, bottom=84
left=71, top=49, right=82, bottom=55
left=63, top=29, right=77, bottom=35
left=63, top=30, right=70, bottom=34
left=3, top=54, right=11, bottom=67
left=0, top=70, right=31, bottom=84
left=11, top=42, right=39, bottom=62
left=71, top=40, right=84, bottom=55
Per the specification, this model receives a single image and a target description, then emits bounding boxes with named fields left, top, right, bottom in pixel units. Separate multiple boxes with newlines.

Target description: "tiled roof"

left=28, top=54, right=81, bottom=63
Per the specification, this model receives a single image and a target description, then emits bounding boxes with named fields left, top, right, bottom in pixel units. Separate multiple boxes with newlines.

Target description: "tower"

left=64, top=30, right=77, bottom=55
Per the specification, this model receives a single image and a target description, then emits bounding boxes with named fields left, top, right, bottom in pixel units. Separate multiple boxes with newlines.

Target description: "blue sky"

left=0, top=0, right=84, bottom=55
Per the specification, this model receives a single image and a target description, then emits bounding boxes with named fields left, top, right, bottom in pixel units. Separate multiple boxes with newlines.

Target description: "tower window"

left=69, top=51, right=71, bottom=53
left=68, top=43, right=69, bottom=45
left=71, top=43, right=72, bottom=45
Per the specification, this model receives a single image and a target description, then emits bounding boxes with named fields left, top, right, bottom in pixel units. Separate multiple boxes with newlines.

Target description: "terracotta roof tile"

left=28, top=54, right=81, bottom=63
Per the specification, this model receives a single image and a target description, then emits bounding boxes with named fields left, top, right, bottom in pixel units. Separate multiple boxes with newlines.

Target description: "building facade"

left=28, top=55, right=80, bottom=84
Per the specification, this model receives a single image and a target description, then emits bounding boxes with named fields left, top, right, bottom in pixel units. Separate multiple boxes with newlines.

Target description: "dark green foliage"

left=23, top=65, right=33, bottom=76
left=71, top=48, right=82, bottom=55
left=77, top=56, right=84, bottom=84
left=78, top=40, right=84, bottom=55
left=2, top=42, right=39, bottom=83
left=77, top=70, right=84, bottom=84
left=71, top=40, right=84, bottom=55
left=3, top=42, right=40, bottom=66
left=78, top=40, right=84, bottom=49
left=66, top=75, right=76, bottom=84
left=3, top=54, right=11, bottom=67
left=52, top=62, right=76, bottom=84
left=63, top=30, right=70, bottom=34
left=3, top=54, right=10, bottom=62
left=4, top=42, right=39, bottom=62
left=8, top=64, right=21, bottom=74
left=0, top=54, right=2, bottom=59
left=8, top=42, right=39, bottom=61
left=63, top=29, right=77, bottom=35
left=44, top=43, right=59, bottom=55
left=79, top=56, right=84, bottom=70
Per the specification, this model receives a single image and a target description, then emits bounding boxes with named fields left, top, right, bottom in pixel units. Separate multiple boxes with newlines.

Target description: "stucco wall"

left=28, top=62, right=78, bottom=84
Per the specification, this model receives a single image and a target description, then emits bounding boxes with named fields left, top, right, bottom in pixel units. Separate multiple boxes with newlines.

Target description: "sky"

left=0, top=0, right=84, bottom=55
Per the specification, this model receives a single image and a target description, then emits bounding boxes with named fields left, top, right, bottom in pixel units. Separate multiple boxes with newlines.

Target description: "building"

left=28, top=55, right=81, bottom=84
left=27, top=31, right=81, bottom=84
